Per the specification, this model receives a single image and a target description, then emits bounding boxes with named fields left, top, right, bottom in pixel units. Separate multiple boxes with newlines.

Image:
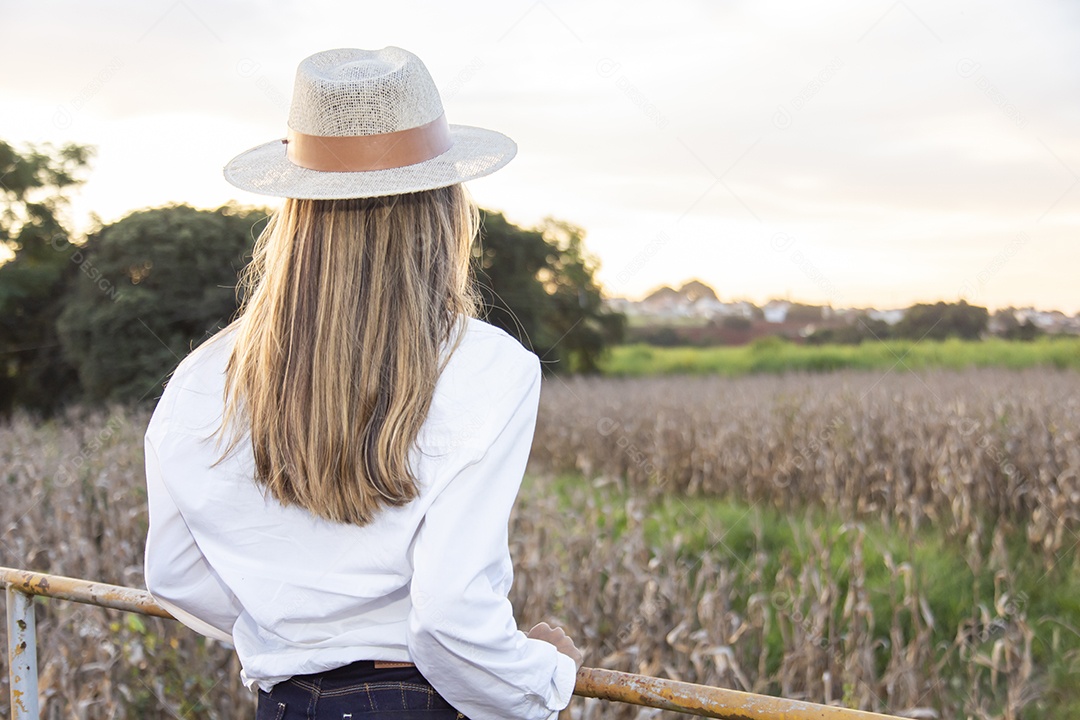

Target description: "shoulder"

left=444, top=315, right=540, bottom=387
left=174, top=322, right=240, bottom=381
left=146, top=323, right=240, bottom=439
left=420, top=316, right=541, bottom=452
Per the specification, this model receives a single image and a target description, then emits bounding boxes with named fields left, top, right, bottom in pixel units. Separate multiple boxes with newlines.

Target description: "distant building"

left=603, top=288, right=1078, bottom=337
left=866, top=308, right=905, bottom=325
left=610, top=280, right=758, bottom=322
left=716, top=300, right=756, bottom=319
left=1013, top=307, right=1079, bottom=333
left=763, top=300, right=790, bottom=323
left=686, top=297, right=754, bottom=319
left=604, top=297, right=636, bottom=315
left=638, top=285, right=686, bottom=315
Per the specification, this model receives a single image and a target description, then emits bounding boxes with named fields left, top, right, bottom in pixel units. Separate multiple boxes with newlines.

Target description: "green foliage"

left=114, top=611, right=237, bottom=718
left=720, top=315, right=752, bottom=332
left=57, top=203, right=269, bottom=403
left=894, top=300, right=989, bottom=340
left=632, top=325, right=683, bottom=347
left=601, top=336, right=1080, bottom=377
left=0, top=139, right=95, bottom=413
left=806, top=315, right=892, bottom=345
left=473, top=211, right=625, bottom=373
left=0, top=151, right=623, bottom=409
left=49, top=201, right=618, bottom=404
left=781, top=301, right=826, bottom=324
left=802, top=303, right=991, bottom=346
left=992, top=308, right=1045, bottom=341
left=534, top=473, right=1080, bottom=718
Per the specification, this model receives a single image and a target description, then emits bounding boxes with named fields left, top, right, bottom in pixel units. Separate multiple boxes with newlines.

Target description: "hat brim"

left=222, top=124, right=517, bottom=199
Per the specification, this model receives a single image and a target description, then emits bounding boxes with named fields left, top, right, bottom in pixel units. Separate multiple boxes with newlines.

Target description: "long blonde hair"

left=215, top=184, right=481, bottom=525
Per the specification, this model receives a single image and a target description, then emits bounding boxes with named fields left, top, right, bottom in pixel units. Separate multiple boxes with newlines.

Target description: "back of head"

left=217, top=183, right=480, bottom=525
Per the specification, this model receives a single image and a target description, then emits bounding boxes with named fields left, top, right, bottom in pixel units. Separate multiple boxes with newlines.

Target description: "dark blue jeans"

left=256, top=661, right=467, bottom=719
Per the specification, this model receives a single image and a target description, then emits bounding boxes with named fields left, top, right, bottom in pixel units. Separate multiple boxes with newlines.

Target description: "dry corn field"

left=1, top=366, right=1078, bottom=719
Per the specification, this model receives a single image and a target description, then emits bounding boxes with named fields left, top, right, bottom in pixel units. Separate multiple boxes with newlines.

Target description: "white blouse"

left=143, top=316, right=577, bottom=720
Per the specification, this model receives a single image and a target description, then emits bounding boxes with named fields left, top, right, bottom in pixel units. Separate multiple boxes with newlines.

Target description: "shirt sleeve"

left=143, top=430, right=242, bottom=645
left=406, top=350, right=578, bottom=720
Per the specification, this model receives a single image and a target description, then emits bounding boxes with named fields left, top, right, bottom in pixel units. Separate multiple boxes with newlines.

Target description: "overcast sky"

left=3, top=0, right=1078, bottom=311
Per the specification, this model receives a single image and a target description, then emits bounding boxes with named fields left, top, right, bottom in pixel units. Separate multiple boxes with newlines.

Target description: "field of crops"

left=0, top=366, right=1077, bottom=719
left=530, top=367, right=1079, bottom=719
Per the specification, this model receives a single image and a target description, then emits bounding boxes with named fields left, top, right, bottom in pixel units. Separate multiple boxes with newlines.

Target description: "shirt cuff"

left=550, top=652, right=579, bottom=713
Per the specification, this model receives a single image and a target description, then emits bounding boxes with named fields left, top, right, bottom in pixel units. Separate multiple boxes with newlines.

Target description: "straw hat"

left=223, top=47, right=517, bottom=199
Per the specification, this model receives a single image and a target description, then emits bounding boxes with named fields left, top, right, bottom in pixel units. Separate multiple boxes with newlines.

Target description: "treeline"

left=633, top=302, right=1002, bottom=348
left=0, top=140, right=624, bottom=415
left=805, top=301, right=994, bottom=344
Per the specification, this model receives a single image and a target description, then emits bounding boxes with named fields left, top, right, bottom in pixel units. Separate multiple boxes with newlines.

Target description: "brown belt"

left=373, top=660, right=415, bottom=669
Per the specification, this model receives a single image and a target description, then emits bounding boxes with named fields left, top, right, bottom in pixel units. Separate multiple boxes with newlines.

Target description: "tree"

left=473, top=211, right=624, bottom=373
left=894, top=300, right=988, bottom=341
left=805, top=315, right=891, bottom=345
left=991, top=308, right=1043, bottom=341
left=784, top=302, right=825, bottom=324
left=12, top=194, right=617, bottom=406
left=0, top=139, right=94, bottom=414
left=720, top=315, right=752, bottom=332
left=57, top=203, right=268, bottom=403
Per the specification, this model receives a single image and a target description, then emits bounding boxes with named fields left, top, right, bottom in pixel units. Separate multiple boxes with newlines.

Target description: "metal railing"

left=2, top=566, right=903, bottom=719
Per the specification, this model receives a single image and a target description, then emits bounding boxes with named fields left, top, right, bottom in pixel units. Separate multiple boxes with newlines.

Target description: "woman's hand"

left=527, top=622, right=584, bottom=669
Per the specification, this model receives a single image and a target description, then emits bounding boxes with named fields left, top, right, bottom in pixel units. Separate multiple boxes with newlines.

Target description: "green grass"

left=598, top=336, right=1080, bottom=377
left=527, top=473, right=1080, bottom=719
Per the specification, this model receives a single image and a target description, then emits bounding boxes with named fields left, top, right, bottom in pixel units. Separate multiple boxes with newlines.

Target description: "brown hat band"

left=283, top=114, right=452, bottom=172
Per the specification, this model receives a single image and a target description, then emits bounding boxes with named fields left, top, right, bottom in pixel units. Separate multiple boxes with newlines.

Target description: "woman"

left=143, top=46, right=582, bottom=720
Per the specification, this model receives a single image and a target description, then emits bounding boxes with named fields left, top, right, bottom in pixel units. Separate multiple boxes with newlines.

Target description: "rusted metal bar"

left=0, top=567, right=171, bottom=618
left=1, top=567, right=907, bottom=719
left=575, top=667, right=901, bottom=719
left=6, top=586, right=40, bottom=720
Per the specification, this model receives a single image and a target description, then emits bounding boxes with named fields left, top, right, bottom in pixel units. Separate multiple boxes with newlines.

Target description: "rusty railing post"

left=6, top=585, right=40, bottom=720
